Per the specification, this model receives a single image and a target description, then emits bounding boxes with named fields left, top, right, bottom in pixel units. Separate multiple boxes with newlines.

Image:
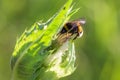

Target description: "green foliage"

left=10, top=0, right=79, bottom=80
left=0, top=0, right=120, bottom=80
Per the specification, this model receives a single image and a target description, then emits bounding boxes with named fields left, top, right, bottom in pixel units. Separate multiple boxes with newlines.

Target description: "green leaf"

left=11, top=0, right=79, bottom=80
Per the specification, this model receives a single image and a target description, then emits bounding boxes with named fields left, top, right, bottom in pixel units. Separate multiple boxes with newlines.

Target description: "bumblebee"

left=59, top=19, right=85, bottom=40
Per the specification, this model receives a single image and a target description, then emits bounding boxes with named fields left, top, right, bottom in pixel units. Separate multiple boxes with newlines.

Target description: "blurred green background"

left=0, top=0, right=120, bottom=80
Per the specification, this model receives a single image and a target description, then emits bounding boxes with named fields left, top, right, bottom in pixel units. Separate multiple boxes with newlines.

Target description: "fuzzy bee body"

left=59, top=20, right=85, bottom=40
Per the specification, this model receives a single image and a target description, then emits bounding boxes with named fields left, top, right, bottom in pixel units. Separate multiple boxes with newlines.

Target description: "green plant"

left=11, top=0, right=80, bottom=80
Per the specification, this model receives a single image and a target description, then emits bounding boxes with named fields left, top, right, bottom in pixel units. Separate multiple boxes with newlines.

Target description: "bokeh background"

left=0, top=0, right=120, bottom=80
